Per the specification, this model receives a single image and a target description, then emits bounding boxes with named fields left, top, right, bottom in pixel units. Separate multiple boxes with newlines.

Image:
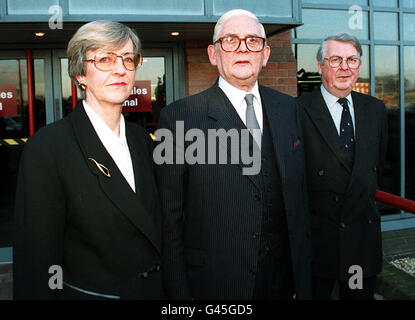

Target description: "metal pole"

left=26, top=49, right=35, bottom=136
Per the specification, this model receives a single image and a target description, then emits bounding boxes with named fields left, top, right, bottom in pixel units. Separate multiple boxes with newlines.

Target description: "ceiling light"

left=35, top=32, right=45, bottom=37
left=171, top=32, right=180, bottom=36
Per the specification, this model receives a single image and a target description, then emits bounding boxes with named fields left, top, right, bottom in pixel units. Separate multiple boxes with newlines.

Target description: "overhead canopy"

left=0, top=0, right=301, bottom=46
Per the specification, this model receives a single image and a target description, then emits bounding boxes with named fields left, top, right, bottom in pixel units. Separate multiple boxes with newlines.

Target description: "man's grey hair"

left=316, top=33, right=363, bottom=65
left=212, top=9, right=267, bottom=44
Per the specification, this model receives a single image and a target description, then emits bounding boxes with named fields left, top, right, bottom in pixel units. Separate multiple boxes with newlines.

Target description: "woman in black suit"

left=13, top=20, right=163, bottom=300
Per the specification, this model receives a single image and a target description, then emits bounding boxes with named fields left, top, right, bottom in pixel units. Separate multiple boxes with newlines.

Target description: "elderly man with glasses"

left=296, top=33, right=388, bottom=300
left=156, top=9, right=312, bottom=300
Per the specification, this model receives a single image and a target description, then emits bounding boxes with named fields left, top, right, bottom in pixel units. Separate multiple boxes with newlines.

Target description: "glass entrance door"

left=0, top=50, right=53, bottom=258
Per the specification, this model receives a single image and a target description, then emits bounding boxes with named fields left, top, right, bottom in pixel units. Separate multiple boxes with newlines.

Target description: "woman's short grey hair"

left=212, top=9, right=267, bottom=45
left=316, top=33, right=362, bottom=65
left=67, top=20, right=141, bottom=87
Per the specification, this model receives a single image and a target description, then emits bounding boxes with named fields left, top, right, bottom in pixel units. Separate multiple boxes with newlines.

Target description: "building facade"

left=0, top=0, right=414, bottom=263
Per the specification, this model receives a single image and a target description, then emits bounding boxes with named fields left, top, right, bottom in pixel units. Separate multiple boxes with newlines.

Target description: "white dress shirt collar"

left=320, top=84, right=355, bottom=135
left=320, top=84, right=352, bottom=111
left=82, top=100, right=136, bottom=192
left=218, top=76, right=263, bottom=132
left=83, top=100, right=127, bottom=146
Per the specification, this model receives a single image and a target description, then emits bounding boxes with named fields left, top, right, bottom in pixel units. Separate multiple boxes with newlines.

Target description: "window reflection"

left=403, top=14, right=415, bottom=42
left=296, top=44, right=321, bottom=95
left=375, top=46, right=401, bottom=206
left=0, top=59, right=45, bottom=138
left=0, top=57, right=48, bottom=248
left=375, top=46, right=399, bottom=110
left=60, top=58, right=80, bottom=118
left=403, top=0, right=415, bottom=8
left=0, top=60, right=25, bottom=138
left=404, top=47, right=415, bottom=201
left=302, top=0, right=367, bottom=4
left=372, top=0, right=397, bottom=7
left=7, top=0, right=58, bottom=14
left=296, top=9, right=369, bottom=40
left=374, top=12, right=398, bottom=41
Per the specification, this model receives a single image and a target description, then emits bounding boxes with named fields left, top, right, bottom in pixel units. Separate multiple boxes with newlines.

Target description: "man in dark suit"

left=155, top=9, right=312, bottom=300
left=296, top=33, right=388, bottom=300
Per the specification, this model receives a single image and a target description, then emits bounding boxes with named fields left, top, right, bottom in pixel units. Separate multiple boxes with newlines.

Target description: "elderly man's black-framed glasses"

left=324, top=56, right=361, bottom=69
left=85, top=51, right=139, bottom=71
left=214, top=35, right=266, bottom=52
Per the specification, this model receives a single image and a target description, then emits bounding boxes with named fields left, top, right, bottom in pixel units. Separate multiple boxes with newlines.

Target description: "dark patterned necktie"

left=338, top=98, right=355, bottom=166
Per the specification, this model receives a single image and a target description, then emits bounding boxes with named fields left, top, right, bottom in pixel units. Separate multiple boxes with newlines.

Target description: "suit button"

left=373, top=167, right=377, bottom=172
left=334, top=195, right=340, bottom=202
left=249, top=269, right=256, bottom=276
left=368, top=219, right=372, bottom=224
left=142, top=272, right=148, bottom=278
left=340, top=222, right=346, bottom=229
left=318, top=170, right=325, bottom=176
left=254, top=194, right=261, bottom=201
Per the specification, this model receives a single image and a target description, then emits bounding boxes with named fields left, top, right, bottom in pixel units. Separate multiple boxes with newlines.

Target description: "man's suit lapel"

left=206, top=84, right=262, bottom=191
left=304, top=90, right=352, bottom=173
left=68, top=103, right=160, bottom=253
left=259, top=86, right=293, bottom=182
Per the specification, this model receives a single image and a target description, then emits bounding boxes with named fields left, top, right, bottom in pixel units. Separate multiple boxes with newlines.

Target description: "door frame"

left=0, top=49, right=55, bottom=126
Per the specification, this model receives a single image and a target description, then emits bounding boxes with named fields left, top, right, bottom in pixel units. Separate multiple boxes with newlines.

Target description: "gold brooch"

left=88, top=158, right=111, bottom=178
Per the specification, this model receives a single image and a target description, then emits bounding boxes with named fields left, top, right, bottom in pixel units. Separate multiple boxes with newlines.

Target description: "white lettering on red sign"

left=122, top=80, right=152, bottom=113
left=130, top=87, right=148, bottom=95
left=0, top=91, right=13, bottom=99
left=0, top=84, right=18, bottom=117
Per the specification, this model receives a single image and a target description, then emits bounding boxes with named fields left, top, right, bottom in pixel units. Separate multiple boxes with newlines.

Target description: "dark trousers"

left=312, top=276, right=377, bottom=300
left=253, top=251, right=294, bottom=300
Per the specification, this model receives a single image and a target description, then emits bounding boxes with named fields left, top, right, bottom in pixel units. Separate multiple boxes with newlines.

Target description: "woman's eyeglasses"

left=85, top=51, right=140, bottom=71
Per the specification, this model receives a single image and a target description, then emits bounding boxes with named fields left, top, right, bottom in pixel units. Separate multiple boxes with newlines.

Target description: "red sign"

left=0, top=84, right=17, bottom=117
left=122, top=80, right=152, bottom=113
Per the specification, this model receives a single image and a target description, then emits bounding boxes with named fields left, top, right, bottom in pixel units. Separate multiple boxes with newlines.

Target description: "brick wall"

left=184, top=30, right=298, bottom=97
left=185, top=40, right=218, bottom=96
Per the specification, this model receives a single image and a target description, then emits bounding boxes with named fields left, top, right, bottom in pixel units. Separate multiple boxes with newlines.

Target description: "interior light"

left=171, top=32, right=180, bottom=36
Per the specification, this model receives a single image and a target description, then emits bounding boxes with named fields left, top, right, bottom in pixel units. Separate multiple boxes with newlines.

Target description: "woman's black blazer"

left=13, top=102, right=163, bottom=300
